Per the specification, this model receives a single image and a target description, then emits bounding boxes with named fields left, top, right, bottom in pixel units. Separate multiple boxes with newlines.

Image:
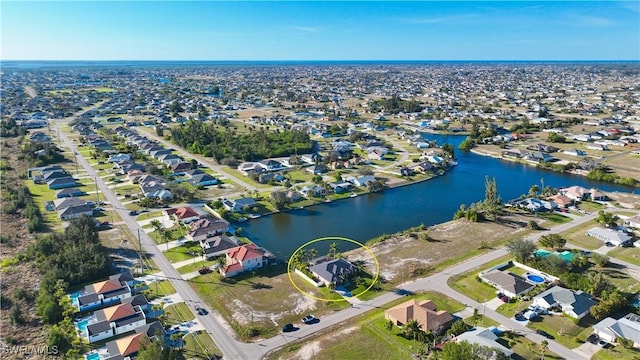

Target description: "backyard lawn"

left=146, top=280, right=176, bottom=299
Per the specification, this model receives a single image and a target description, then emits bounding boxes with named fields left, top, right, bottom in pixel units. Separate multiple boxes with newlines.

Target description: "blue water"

left=527, top=274, right=545, bottom=283
left=85, top=353, right=100, bottom=360
left=76, top=319, right=89, bottom=333
left=69, top=291, right=83, bottom=305
left=243, top=134, right=635, bottom=259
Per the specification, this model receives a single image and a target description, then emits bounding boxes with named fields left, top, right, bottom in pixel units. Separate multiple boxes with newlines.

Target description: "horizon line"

left=2, top=59, right=639, bottom=62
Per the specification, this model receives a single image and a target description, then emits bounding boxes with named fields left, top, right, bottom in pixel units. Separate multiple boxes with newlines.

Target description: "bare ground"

left=346, top=215, right=532, bottom=284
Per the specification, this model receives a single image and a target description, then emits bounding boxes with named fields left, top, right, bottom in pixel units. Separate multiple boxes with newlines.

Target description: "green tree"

left=329, top=242, right=339, bottom=259
left=591, top=253, right=610, bottom=267
left=506, top=238, right=536, bottom=262
left=539, top=340, right=549, bottom=360
left=447, top=320, right=469, bottom=337
left=596, top=210, right=619, bottom=228
left=482, top=176, right=502, bottom=220
left=538, top=234, right=566, bottom=249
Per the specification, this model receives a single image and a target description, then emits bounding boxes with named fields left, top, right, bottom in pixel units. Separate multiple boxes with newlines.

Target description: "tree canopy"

left=170, top=121, right=313, bottom=162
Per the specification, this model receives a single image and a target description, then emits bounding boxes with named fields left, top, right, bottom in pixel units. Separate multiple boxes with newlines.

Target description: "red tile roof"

left=227, top=244, right=263, bottom=262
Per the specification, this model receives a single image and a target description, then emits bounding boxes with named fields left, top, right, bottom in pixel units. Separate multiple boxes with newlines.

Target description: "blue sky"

left=1, top=1, right=639, bottom=60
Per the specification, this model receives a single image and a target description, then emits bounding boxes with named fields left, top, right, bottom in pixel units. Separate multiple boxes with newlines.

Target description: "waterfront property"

left=308, top=258, right=357, bottom=287
left=219, top=244, right=267, bottom=277
left=532, top=286, right=597, bottom=319
left=384, top=299, right=453, bottom=333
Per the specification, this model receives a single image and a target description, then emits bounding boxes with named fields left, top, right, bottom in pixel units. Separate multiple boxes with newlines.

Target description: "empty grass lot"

left=592, top=345, right=640, bottom=360
left=164, top=302, right=195, bottom=326
left=560, top=220, right=603, bottom=249
left=146, top=280, right=176, bottom=299
left=527, top=314, right=595, bottom=349
left=183, top=331, right=222, bottom=359
left=607, top=246, right=640, bottom=266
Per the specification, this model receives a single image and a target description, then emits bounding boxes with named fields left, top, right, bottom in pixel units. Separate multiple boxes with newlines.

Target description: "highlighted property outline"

left=287, top=236, right=380, bottom=302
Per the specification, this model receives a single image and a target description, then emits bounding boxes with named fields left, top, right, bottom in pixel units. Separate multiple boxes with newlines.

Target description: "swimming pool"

left=76, top=318, right=89, bottom=333
left=85, top=352, right=100, bottom=360
left=68, top=291, right=84, bottom=306
left=527, top=274, right=545, bottom=284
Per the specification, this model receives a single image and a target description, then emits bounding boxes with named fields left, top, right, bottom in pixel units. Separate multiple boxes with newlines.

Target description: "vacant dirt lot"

left=347, top=215, right=534, bottom=284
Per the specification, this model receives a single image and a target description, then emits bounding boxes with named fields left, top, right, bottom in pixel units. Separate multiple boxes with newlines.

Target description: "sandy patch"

left=290, top=293, right=317, bottom=314
left=289, top=326, right=358, bottom=360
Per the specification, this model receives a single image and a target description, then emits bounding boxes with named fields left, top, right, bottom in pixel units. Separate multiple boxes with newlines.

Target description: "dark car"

left=195, top=306, right=207, bottom=316
left=129, top=210, right=137, bottom=216
left=536, top=330, right=554, bottom=339
left=587, top=334, right=599, bottom=344
left=282, top=323, right=297, bottom=332
left=302, top=315, right=317, bottom=324
left=198, top=267, right=213, bottom=275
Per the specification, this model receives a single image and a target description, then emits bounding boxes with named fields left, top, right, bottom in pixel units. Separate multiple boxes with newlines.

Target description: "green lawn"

left=222, top=167, right=271, bottom=189
left=149, top=226, right=186, bottom=245
left=592, top=345, right=640, bottom=360
left=176, top=260, right=217, bottom=274
left=495, top=299, right=532, bottom=318
left=527, top=314, right=594, bottom=349
left=608, top=246, right=640, bottom=266
left=146, top=280, right=176, bottom=299
left=560, top=220, right=604, bottom=250
left=579, top=201, right=606, bottom=213
left=448, top=255, right=512, bottom=302
left=183, top=331, right=222, bottom=359
left=499, top=331, right=563, bottom=360
left=164, top=302, right=195, bottom=326
left=135, top=210, right=164, bottom=222
left=163, top=244, right=201, bottom=263
left=540, top=213, right=572, bottom=225
left=600, top=266, right=640, bottom=294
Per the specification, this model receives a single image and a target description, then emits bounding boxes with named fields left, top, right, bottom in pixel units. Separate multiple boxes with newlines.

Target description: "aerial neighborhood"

left=1, top=62, right=639, bottom=360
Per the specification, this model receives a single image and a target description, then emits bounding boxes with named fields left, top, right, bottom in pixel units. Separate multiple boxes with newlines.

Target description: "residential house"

left=188, top=173, right=218, bottom=187
left=306, top=164, right=329, bottom=175
left=532, top=286, right=597, bottom=319
left=623, top=215, right=640, bottom=229
left=300, top=185, right=326, bottom=198
left=308, top=258, right=357, bottom=287
left=590, top=189, right=608, bottom=201
left=385, top=299, right=453, bottom=333
left=52, top=197, right=86, bottom=211
left=108, top=153, right=131, bottom=163
left=86, top=302, right=146, bottom=343
left=200, top=235, right=239, bottom=259
left=559, top=186, right=590, bottom=201
left=585, top=227, right=633, bottom=247
left=525, top=151, right=555, bottom=163
left=480, top=269, right=536, bottom=299
left=512, top=197, right=556, bottom=212
left=187, top=218, right=230, bottom=242
left=351, top=175, right=376, bottom=187
left=259, top=159, right=285, bottom=171
left=219, top=244, right=266, bottom=277
left=328, top=181, right=354, bottom=194
left=47, top=176, right=79, bottom=190
left=163, top=206, right=206, bottom=224
left=502, top=148, right=527, bottom=159
left=547, top=194, right=574, bottom=208
left=170, top=161, right=193, bottom=175
left=222, top=197, right=257, bottom=212
left=103, top=322, right=165, bottom=360
left=76, top=279, right=131, bottom=312
left=408, top=162, right=432, bottom=173
left=238, top=162, right=265, bottom=175
left=58, top=204, right=94, bottom=220
left=455, top=327, right=514, bottom=358
left=563, top=148, right=587, bottom=157
left=55, top=187, right=86, bottom=198
left=593, top=313, right=640, bottom=348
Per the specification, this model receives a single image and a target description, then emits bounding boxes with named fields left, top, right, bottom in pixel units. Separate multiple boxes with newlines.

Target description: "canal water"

left=243, top=134, right=636, bottom=259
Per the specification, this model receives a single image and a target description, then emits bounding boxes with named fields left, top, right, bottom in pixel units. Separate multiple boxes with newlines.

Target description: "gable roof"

left=166, top=206, right=199, bottom=220
left=92, top=279, right=123, bottom=294
left=115, top=332, right=146, bottom=357
left=102, top=302, right=136, bottom=322
left=455, top=327, right=514, bottom=357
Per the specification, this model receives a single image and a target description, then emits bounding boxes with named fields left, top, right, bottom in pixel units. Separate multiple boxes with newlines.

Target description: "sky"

left=1, top=1, right=639, bottom=61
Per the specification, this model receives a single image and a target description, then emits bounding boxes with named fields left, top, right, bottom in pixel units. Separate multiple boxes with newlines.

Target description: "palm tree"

left=161, top=228, right=172, bottom=251
left=150, top=219, right=163, bottom=234
left=539, top=340, right=549, bottom=360
left=329, top=242, right=339, bottom=259
left=403, top=319, right=426, bottom=354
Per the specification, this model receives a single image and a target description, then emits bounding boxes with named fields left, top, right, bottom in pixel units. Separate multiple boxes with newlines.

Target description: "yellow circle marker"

left=287, top=236, right=380, bottom=302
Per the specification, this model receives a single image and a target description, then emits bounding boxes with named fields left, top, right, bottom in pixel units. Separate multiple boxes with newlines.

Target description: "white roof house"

left=454, top=327, right=514, bottom=357
left=593, top=313, right=640, bottom=348
left=585, top=227, right=633, bottom=246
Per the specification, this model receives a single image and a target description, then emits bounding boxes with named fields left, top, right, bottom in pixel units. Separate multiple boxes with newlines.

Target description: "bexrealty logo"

left=1, top=345, right=59, bottom=356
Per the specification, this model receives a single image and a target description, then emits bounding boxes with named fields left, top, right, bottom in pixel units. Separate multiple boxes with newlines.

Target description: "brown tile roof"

left=102, top=302, right=136, bottom=322
left=385, top=299, right=453, bottom=332
left=92, top=279, right=122, bottom=294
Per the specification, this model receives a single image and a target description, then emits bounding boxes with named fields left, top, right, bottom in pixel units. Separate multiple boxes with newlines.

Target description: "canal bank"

left=242, top=133, right=636, bottom=260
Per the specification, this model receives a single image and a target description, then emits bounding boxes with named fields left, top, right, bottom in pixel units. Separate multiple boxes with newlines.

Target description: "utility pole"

left=137, top=228, right=143, bottom=274
left=94, top=176, right=100, bottom=205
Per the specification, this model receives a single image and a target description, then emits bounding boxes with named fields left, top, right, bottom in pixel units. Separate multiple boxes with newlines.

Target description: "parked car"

left=597, top=340, right=610, bottom=348
left=605, top=242, right=615, bottom=247
left=302, top=315, right=317, bottom=324
left=282, top=323, right=297, bottom=332
left=198, top=267, right=212, bottom=275
left=536, top=330, right=554, bottom=339
left=195, top=306, right=207, bottom=316
left=129, top=210, right=137, bottom=216
left=587, top=334, right=599, bottom=344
